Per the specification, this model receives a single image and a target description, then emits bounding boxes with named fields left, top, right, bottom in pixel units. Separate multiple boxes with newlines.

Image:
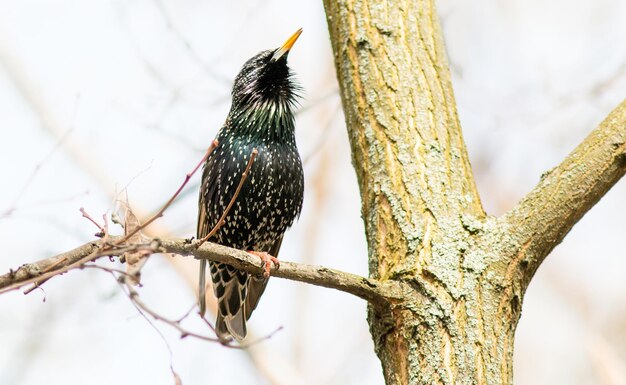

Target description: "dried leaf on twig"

left=121, top=201, right=149, bottom=285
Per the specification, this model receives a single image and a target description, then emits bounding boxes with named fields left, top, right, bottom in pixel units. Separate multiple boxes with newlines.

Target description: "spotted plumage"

left=197, top=30, right=304, bottom=341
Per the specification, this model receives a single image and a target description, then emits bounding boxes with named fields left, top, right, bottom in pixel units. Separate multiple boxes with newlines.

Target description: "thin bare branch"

left=119, top=274, right=222, bottom=343
left=84, top=264, right=286, bottom=350
left=0, top=236, right=397, bottom=307
left=152, top=0, right=231, bottom=86
left=122, top=140, right=218, bottom=243
left=195, top=148, right=258, bottom=247
left=303, top=101, right=341, bottom=165
left=79, top=207, right=106, bottom=234
left=117, top=273, right=201, bottom=385
left=1, top=96, right=78, bottom=218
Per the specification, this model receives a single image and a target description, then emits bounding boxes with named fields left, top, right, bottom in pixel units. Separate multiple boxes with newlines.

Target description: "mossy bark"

left=322, top=0, right=626, bottom=384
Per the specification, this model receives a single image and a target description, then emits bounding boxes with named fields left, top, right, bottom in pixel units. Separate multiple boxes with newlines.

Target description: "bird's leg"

left=247, top=251, right=280, bottom=278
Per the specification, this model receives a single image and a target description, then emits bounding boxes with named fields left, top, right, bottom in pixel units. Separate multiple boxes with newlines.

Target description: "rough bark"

left=499, top=103, right=626, bottom=291
left=322, top=0, right=626, bottom=384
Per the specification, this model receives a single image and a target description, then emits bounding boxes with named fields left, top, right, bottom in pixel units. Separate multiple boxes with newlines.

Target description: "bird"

left=197, top=29, right=304, bottom=341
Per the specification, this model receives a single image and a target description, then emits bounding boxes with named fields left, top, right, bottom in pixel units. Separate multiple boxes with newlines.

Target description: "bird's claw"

left=247, top=251, right=280, bottom=278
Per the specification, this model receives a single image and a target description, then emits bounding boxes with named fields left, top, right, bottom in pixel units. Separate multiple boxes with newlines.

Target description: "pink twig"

left=196, top=148, right=258, bottom=247
left=79, top=207, right=105, bottom=234
left=121, top=140, right=219, bottom=243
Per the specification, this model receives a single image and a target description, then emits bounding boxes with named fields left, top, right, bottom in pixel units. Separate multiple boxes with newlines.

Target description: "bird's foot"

left=247, top=251, right=280, bottom=278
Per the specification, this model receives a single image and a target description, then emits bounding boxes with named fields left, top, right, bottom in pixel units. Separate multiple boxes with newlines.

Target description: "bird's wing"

left=197, top=166, right=210, bottom=316
left=196, top=154, right=218, bottom=239
left=197, top=148, right=223, bottom=316
left=197, top=139, right=287, bottom=340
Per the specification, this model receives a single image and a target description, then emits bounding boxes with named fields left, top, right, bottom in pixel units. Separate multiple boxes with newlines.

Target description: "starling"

left=197, top=29, right=304, bottom=341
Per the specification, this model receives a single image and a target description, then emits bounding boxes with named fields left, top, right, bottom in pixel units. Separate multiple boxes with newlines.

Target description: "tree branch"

left=0, top=237, right=398, bottom=307
left=0, top=240, right=101, bottom=292
left=501, top=99, right=626, bottom=288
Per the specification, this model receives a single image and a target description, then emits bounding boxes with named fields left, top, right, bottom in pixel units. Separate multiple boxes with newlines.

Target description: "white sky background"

left=0, top=0, right=624, bottom=384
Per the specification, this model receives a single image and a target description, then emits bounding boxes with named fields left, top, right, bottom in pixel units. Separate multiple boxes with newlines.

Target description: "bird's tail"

left=216, top=306, right=246, bottom=341
left=211, top=263, right=269, bottom=341
left=198, top=259, right=207, bottom=316
left=200, top=259, right=245, bottom=341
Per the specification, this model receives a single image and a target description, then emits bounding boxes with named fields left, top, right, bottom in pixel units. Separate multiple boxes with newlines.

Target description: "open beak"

left=271, top=28, right=303, bottom=61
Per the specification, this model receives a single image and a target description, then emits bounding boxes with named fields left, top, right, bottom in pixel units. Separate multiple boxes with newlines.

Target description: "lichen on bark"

left=323, top=0, right=626, bottom=384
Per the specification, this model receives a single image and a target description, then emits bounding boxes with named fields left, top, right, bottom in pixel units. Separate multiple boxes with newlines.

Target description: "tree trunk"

left=322, top=0, right=626, bottom=384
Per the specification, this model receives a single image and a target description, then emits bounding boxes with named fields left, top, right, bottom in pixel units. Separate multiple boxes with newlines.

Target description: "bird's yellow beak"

left=271, top=28, right=303, bottom=61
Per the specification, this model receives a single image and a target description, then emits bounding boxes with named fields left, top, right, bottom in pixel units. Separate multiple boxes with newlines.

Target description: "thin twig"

left=24, top=208, right=111, bottom=294
left=152, top=0, right=231, bottom=86
left=0, top=191, right=90, bottom=220
left=199, top=311, right=216, bottom=332
left=100, top=214, right=111, bottom=254
left=195, top=148, right=258, bottom=247
left=121, top=275, right=282, bottom=348
left=175, top=303, right=199, bottom=324
left=83, top=264, right=130, bottom=276
left=1, top=95, right=79, bottom=218
left=114, top=270, right=219, bottom=343
left=240, top=326, right=285, bottom=348
left=113, top=270, right=276, bottom=348
left=79, top=207, right=105, bottom=234
left=303, top=101, right=341, bottom=165
left=116, top=273, right=185, bottom=383
left=122, top=140, right=218, bottom=243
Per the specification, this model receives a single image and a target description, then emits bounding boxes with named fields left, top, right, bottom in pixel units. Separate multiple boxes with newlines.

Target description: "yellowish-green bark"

left=323, top=0, right=626, bottom=384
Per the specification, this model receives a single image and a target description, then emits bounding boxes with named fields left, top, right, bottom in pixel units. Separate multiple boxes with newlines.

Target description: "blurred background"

left=0, top=0, right=624, bottom=384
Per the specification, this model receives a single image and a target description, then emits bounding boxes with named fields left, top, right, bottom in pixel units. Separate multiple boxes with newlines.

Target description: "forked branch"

left=501, top=99, right=626, bottom=288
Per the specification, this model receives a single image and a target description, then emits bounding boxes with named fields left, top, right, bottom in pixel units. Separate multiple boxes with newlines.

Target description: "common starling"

left=197, top=29, right=304, bottom=341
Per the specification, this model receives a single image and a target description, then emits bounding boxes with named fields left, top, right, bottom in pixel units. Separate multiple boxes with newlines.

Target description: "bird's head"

left=228, top=29, right=302, bottom=137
